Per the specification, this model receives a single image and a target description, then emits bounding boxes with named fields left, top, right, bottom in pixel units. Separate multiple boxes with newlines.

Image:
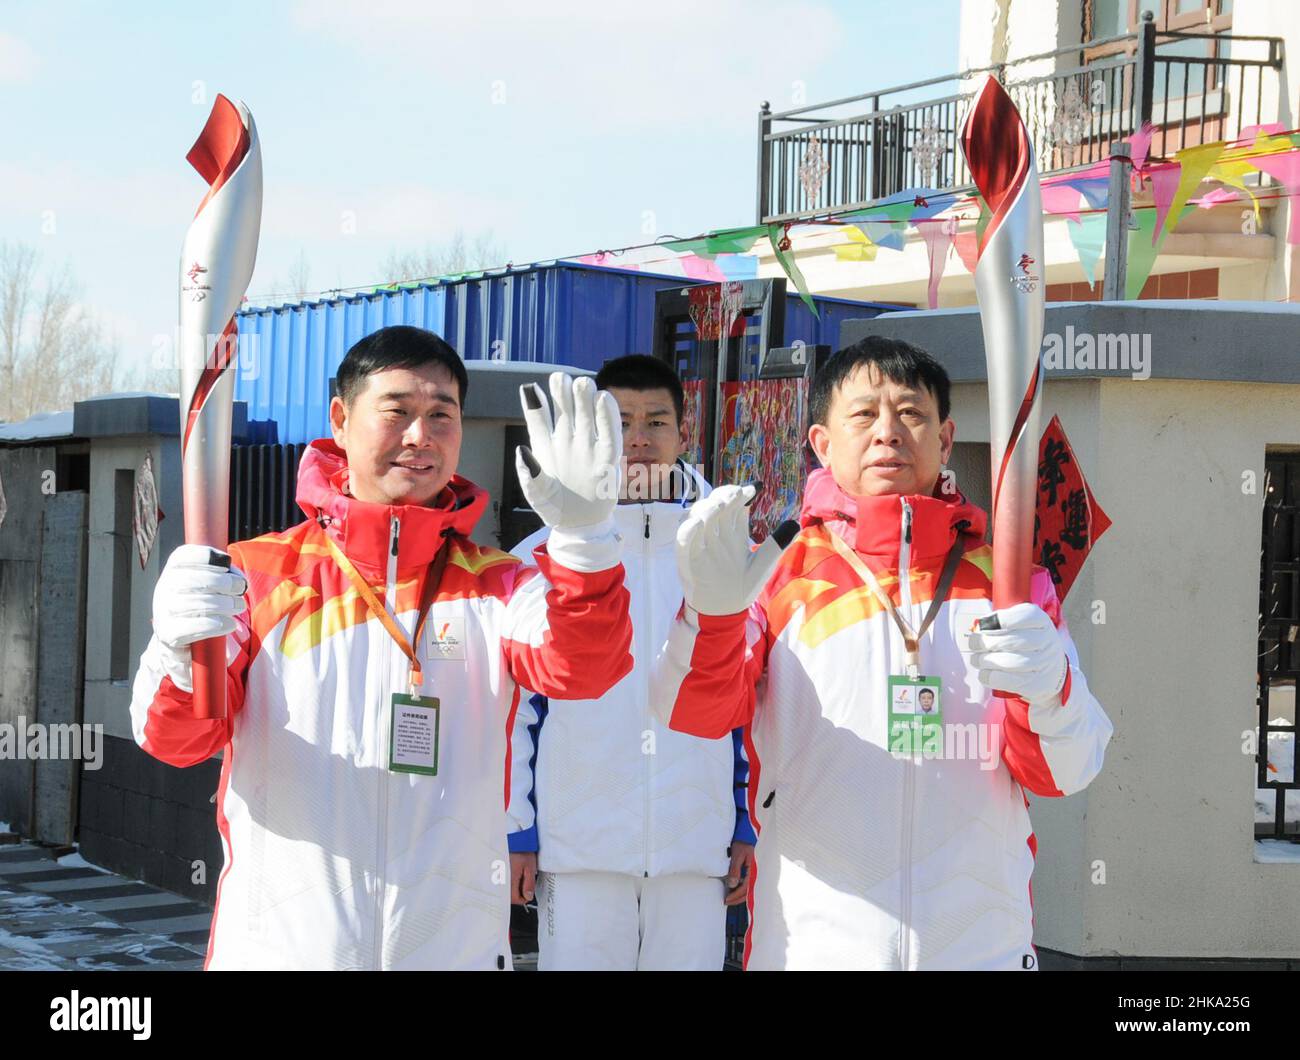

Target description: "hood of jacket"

left=295, top=438, right=488, bottom=577
left=798, top=466, right=987, bottom=565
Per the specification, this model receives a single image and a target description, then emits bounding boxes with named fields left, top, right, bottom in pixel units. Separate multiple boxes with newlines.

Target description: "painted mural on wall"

left=717, top=378, right=813, bottom=542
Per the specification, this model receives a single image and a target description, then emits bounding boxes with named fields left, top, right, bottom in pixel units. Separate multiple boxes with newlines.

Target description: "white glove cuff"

left=1027, top=653, right=1071, bottom=706
left=544, top=517, right=623, bottom=573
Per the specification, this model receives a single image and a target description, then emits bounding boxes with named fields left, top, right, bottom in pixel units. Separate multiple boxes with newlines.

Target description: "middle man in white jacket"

left=507, top=355, right=755, bottom=971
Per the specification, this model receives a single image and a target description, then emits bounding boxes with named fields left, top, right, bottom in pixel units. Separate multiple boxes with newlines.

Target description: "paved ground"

left=0, top=837, right=547, bottom=970
left=0, top=840, right=209, bottom=971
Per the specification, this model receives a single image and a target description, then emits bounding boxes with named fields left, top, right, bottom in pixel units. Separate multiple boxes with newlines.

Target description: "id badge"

left=888, top=675, right=942, bottom=757
left=389, top=693, right=440, bottom=776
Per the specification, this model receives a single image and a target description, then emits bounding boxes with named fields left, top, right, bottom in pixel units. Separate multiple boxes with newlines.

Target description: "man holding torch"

left=651, top=337, right=1112, bottom=970
left=129, top=326, right=633, bottom=970
left=648, top=80, right=1111, bottom=970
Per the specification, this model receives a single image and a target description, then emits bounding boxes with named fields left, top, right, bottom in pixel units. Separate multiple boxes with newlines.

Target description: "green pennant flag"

left=972, top=194, right=992, bottom=248
left=665, top=227, right=766, bottom=258
left=1067, top=214, right=1107, bottom=286
left=766, top=224, right=819, bottom=318
left=1125, top=204, right=1194, bottom=299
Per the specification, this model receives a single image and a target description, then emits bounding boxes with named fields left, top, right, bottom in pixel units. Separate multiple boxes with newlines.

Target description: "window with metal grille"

left=228, top=443, right=310, bottom=542
left=1256, top=451, right=1300, bottom=840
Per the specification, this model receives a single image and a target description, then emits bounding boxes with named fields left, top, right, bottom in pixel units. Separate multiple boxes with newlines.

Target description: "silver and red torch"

left=178, top=95, right=262, bottom=719
left=960, top=77, right=1044, bottom=610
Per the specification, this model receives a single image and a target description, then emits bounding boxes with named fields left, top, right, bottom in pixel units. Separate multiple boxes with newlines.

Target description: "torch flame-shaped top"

left=187, top=94, right=252, bottom=220
left=178, top=94, right=261, bottom=455
left=961, top=77, right=1033, bottom=257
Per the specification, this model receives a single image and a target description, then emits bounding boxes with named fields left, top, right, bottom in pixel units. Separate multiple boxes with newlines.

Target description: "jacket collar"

left=611, top=460, right=712, bottom=548
left=296, top=438, right=488, bottom=577
left=799, top=466, right=987, bottom=564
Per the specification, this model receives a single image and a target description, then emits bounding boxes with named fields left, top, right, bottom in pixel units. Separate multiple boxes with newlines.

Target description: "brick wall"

left=1047, top=267, right=1220, bottom=302
left=77, top=734, right=222, bottom=906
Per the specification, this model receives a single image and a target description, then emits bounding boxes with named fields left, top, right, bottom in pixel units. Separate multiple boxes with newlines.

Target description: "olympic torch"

left=178, top=95, right=262, bottom=719
left=960, top=77, right=1044, bottom=610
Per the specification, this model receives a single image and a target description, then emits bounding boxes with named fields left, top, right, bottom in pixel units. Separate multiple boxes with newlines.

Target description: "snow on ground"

left=55, top=848, right=112, bottom=874
left=1254, top=840, right=1300, bottom=864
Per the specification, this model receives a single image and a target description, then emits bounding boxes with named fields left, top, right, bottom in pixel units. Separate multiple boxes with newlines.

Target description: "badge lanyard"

left=322, top=533, right=452, bottom=696
left=825, top=530, right=967, bottom=679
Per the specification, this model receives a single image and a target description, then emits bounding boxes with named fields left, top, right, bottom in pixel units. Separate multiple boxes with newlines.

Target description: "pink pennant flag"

left=919, top=219, right=956, bottom=309
left=575, top=251, right=620, bottom=267
left=1041, top=182, right=1085, bottom=222
left=678, top=254, right=728, bottom=281
left=1196, top=186, right=1240, bottom=209
left=1249, top=150, right=1300, bottom=244
left=953, top=228, right=980, bottom=274
left=1129, top=123, right=1154, bottom=172
left=1238, top=123, right=1286, bottom=143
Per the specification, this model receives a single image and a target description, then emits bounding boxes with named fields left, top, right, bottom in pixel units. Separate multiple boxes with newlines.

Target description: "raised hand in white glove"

left=151, top=544, right=248, bottom=693
left=964, top=602, right=1068, bottom=703
left=676, top=484, right=799, bottom=617
left=516, top=373, right=622, bottom=533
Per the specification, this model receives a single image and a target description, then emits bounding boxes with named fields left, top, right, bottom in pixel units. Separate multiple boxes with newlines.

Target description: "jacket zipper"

left=374, top=514, right=399, bottom=969
left=642, top=505, right=653, bottom=878
left=898, top=498, right=914, bottom=971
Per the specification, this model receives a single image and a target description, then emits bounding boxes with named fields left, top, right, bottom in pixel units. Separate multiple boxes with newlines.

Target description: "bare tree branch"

left=0, top=241, right=120, bottom=422
left=379, top=230, right=506, bottom=286
left=0, top=241, right=38, bottom=421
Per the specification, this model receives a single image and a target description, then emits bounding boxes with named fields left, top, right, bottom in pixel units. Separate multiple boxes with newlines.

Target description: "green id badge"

left=888, top=675, right=942, bottom=757
left=389, top=693, right=440, bottom=776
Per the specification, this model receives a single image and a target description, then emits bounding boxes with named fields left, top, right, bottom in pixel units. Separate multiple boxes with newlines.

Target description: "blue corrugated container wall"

left=234, top=263, right=901, bottom=444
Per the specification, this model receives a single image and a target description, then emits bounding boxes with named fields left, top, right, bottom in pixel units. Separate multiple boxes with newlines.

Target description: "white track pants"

left=536, top=870, right=727, bottom=971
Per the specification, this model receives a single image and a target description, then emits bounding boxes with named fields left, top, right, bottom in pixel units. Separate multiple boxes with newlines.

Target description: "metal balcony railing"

left=756, top=16, right=1284, bottom=224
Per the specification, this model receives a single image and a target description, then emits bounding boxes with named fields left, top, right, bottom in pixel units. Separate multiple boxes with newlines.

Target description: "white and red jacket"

left=652, top=468, right=1112, bottom=970
left=507, top=468, right=756, bottom=879
left=129, top=439, right=631, bottom=970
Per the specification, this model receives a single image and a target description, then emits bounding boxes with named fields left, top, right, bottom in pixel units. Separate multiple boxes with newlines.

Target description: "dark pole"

left=1102, top=141, right=1132, bottom=301
left=1132, top=10, right=1156, bottom=135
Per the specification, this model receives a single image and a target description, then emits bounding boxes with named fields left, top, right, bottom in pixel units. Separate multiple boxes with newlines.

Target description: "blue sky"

left=1, top=0, right=961, bottom=379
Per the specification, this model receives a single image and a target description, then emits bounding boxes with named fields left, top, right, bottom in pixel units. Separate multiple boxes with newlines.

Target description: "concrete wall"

left=0, top=446, right=56, bottom=835
left=958, top=0, right=1077, bottom=77
left=843, top=302, right=1300, bottom=958
left=1082, top=378, right=1300, bottom=958
left=32, top=492, right=89, bottom=846
left=76, top=432, right=223, bottom=894
left=0, top=446, right=92, bottom=847
left=460, top=418, right=519, bottom=550
left=84, top=436, right=180, bottom=743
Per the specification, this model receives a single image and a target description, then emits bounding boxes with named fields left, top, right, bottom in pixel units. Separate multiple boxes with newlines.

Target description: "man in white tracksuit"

left=507, top=355, right=755, bottom=971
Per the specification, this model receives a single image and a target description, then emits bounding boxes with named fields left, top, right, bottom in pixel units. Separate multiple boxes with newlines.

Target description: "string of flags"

left=564, top=124, right=1300, bottom=315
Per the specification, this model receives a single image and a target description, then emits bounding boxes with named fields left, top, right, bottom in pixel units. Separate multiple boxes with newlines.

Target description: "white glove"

left=676, top=484, right=799, bottom=616
left=965, top=602, right=1068, bottom=703
left=151, top=544, right=248, bottom=693
left=516, top=373, right=622, bottom=533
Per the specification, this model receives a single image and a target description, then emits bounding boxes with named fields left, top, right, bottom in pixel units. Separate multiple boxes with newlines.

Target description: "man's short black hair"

left=919, top=688, right=935, bottom=700
left=810, top=335, right=951, bottom=426
left=336, top=325, right=468, bottom=408
left=595, top=354, right=685, bottom=424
